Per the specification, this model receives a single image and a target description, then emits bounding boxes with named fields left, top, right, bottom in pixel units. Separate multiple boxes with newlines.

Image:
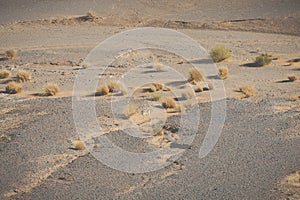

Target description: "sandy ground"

left=0, top=1, right=300, bottom=199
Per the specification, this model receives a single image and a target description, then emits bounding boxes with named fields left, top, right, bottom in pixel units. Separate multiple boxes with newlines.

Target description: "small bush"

left=188, top=68, right=204, bottom=82
left=218, top=67, right=229, bottom=79
left=5, top=50, right=17, bottom=59
left=151, top=93, right=162, bottom=101
left=291, top=95, right=299, bottom=101
left=288, top=75, right=298, bottom=82
left=150, top=83, right=163, bottom=92
left=0, top=69, right=11, bottom=79
left=42, top=83, right=59, bottom=96
left=255, top=53, right=272, bottom=66
left=16, top=70, right=31, bottom=82
left=107, top=81, right=118, bottom=92
left=72, top=140, right=85, bottom=150
left=96, top=85, right=110, bottom=96
left=210, top=45, right=231, bottom=62
left=85, top=10, right=98, bottom=21
left=239, top=85, right=256, bottom=98
left=162, top=98, right=176, bottom=109
left=6, top=81, right=22, bottom=94
left=195, top=86, right=204, bottom=93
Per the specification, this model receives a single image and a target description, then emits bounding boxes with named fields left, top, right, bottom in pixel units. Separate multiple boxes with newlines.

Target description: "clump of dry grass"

left=153, top=62, right=165, bottom=72
left=291, top=95, right=299, bottom=101
left=195, top=86, right=204, bottom=93
left=0, top=69, right=11, bottom=79
left=128, top=102, right=139, bottom=116
left=6, top=81, right=22, bottom=94
left=72, top=140, right=85, bottom=150
left=218, top=67, right=229, bottom=79
left=107, top=81, right=118, bottom=92
left=239, top=85, right=256, bottom=98
left=210, top=45, right=231, bottom=62
left=85, top=10, right=98, bottom=21
left=188, top=68, right=204, bottom=83
left=255, top=53, right=272, bottom=66
left=288, top=75, right=298, bottom=82
left=16, top=70, right=31, bottom=82
left=5, top=50, right=17, bottom=60
left=150, top=83, right=163, bottom=92
left=41, top=83, right=59, bottom=96
left=96, top=85, right=110, bottom=96
left=162, top=98, right=176, bottom=109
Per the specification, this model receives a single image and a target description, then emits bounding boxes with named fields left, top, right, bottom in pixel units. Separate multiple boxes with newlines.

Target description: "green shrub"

left=255, top=53, right=272, bottom=66
left=210, top=45, right=231, bottom=62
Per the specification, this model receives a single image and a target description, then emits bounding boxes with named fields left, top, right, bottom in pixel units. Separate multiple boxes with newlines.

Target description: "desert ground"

left=0, top=0, right=300, bottom=199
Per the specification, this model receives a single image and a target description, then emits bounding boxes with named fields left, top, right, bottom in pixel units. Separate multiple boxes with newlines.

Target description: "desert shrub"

left=162, top=98, right=176, bottom=109
left=72, top=140, right=85, bottom=150
left=41, top=83, right=59, bottom=96
left=5, top=50, right=17, bottom=59
left=151, top=93, right=162, bottom=101
left=291, top=95, right=299, bottom=101
left=150, top=83, right=163, bottom=92
left=96, top=85, right=110, bottom=96
left=239, top=85, right=255, bottom=98
left=195, top=86, right=204, bottom=92
left=16, top=70, right=31, bottom=82
left=210, top=45, right=231, bottom=62
left=218, top=67, right=229, bottom=79
left=188, top=68, right=204, bottom=82
left=6, top=81, right=22, bottom=94
left=107, top=81, right=118, bottom=92
left=0, top=69, right=11, bottom=79
left=288, top=75, right=298, bottom=82
left=85, top=10, right=97, bottom=21
left=255, top=53, right=272, bottom=66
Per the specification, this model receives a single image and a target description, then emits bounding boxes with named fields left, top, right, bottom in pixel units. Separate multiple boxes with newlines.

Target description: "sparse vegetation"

left=41, top=83, right=59, bottom=96
left=16, top=70, right=31, bottom=82
left=195, top=86, right=204, bottom=93
left=288, top=75, right=298, bottom=82
left=188, top=68, right=204, bottom=83
left=210, top=45, right=231, bottom=62
left=85, top=10, right=98, bottom=21
left=162, top=98, right=176, bottom=109
left=239, top=85, right=256, bottom=98
left=72, top=140, right=85, bottom=150
left=0, top=69, right=11, bottom=79
left=291, top=95, right=299, bottom=101
left=5, top=50, right=17, bottom=59
left=153, top=62, right=164, bottom=72
left=255, top=53, right=272, bottom=66
left=107, top=81, right=118, bottom=92
left=5, top=81, right=22, bottom=94
left=128, top=102, right=138, bottom=116
left=218, top=67, right=229, bottom=79
left=96, top=85, right=110, bottom=96
left=151, top=93, right=162, bottom=101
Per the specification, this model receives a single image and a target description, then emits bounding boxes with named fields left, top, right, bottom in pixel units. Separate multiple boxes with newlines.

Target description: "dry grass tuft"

left=188, top=68, right=204, bottom=83
left=288, top=75, right=298, bottom=82
left=153, top=62, right=164, bottom=72
left=128, top=102, right=139, bottom=116
left=72, top=140, right=85, bottom=150
left=16, top=70, right=31, bottom=82
left=162, top=98, right=176, bottom=109
left=6, top=81, right=22, bottom=94
left=107, top=81, right=118, bottom=92
left=239, top=85, right=256, bottom=98
left=96, top=85, right=110, bottom=96
left=255, top=53, right=272, bottom=66
left=291, top=95, right=299, bottom=101
left=41, top=83, right=59, bottom=96
left=195, top=86, right=204, bottom=93
left=210, top=45, right=231, bottom=62
left=5, top=50, right=17, bottom=59
left=85, top=10, right=98, bottom=21
left=218, top=67, right=229, bottom=79
left=151, top=93, right=162, bottom=101
left=150, top=83, right=163, bottom=92
left=0, top=69, right=11, bottom=79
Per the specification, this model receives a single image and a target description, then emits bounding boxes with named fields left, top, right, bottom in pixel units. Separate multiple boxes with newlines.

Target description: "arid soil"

left=0, top=1, right=300, bottom=199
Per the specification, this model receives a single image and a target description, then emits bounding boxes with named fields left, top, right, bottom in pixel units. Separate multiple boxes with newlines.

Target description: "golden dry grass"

left=72, top=140, right=86, bottom=150
left=41, top=83, right=59, bottom=96
left=239, top=85, right=256, bottom=98
left=210, top=45, right=231, bottom=62
left=150, top=83, right=163, bottom=92
left=6, top=81, right=22, bottom=94
left=188, top=68, right=204, bottom=83
left=291, top=95, right=299, bottom=101
left=5, top=50, right=17, bottom=59
left=195, top=86, right=204, bottom=93
left=218, top=67, right=229, bottom=79
left=85, top=10, right=98, bottom=21
left=128, top=102, right=138, bottom=116
left=0, top=69, right=11, bottom=79
left=16, top=70, right=31, bottom=82
left=96, top=85, right=110, bottom=96
left=288, top=75, right=298, bottom=82
left=162, top=98, right=176, bottom=109
left=107, top=81, right=118, bottom=92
